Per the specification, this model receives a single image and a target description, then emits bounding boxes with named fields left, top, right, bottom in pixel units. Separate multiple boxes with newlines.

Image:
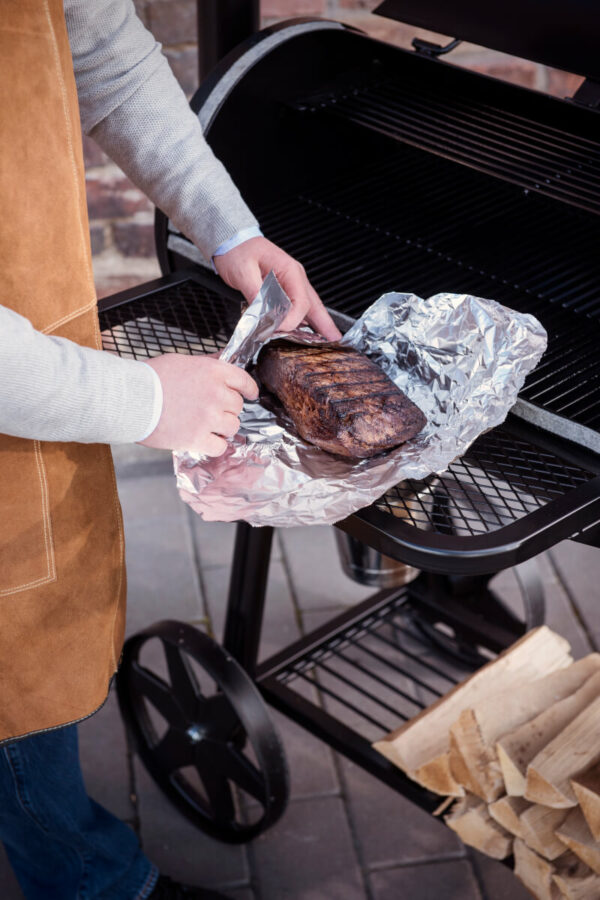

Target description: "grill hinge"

left=570, top=77, right=600, bottom=110
left=411, top=36, right=461, bottom=57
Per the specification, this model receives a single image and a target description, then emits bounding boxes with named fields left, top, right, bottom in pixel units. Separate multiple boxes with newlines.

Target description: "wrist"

left=135, top=362, right=164, bottom=442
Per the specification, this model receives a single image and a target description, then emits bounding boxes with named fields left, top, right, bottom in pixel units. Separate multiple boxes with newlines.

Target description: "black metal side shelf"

left=257, top=580, right=493, bottom=813
left=98, top=270, right=600, bottom=576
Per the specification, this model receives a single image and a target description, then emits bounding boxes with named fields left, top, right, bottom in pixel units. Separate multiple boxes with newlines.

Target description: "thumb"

left=236, top=261, right=264, bottom=304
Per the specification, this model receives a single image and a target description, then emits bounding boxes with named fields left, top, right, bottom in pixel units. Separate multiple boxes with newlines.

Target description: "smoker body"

left=99, top=5, right=600, bottom=862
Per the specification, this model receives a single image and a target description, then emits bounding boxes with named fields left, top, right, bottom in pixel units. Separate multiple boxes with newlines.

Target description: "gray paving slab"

left=488, top=555, right=592, bottom=658
left=338, top=757, right=464, bottom=868
left=123, top=513, right=203, bottom=636
left=78, top=686, right=135, bottom=823
left=369, top=859, right=482, bottom=899
left=550, top=539, right=600, bottom=646
left=189, top=518, right=282, bottom=571
left=202, top=560, right=299, bottom=662
left=134, top=759, right=251, bottom=890
left=0, top=847, right=23, bottom=899
left=278, top=526, right=374, bottom=611
left=111, top=443, right=173, bottom=476
left=468, top=850, right=532, bottom=900
left=117, top=471, right=186, bottom=524
left=250, top=796, right=366, bottom=900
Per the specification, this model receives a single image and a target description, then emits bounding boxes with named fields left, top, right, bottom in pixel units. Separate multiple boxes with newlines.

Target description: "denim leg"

left=0, top=725, right=158, bottom=900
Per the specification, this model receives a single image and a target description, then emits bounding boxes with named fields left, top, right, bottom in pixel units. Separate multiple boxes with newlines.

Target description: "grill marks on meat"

left=257, top=345, right=426, bottom=458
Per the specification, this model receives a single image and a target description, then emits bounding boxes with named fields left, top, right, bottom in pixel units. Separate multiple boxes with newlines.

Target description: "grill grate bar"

left=335, top=644, right=443, bottom=700
left=297, top=71, right=600, bottom=213
left=292, top=667, right=395, bottom=731
left=369, top=625, right=459, bottom=683
left=318, top=658, right=427, bottom=714
left=257, top=148, right=600, bottom=429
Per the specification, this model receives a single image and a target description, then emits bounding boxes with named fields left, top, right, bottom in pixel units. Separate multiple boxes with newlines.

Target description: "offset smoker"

left=98, top=0, right=600, bottom=849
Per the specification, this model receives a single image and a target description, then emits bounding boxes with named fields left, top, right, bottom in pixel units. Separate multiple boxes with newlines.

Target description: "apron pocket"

left=0, top=437, right=56, bottom=596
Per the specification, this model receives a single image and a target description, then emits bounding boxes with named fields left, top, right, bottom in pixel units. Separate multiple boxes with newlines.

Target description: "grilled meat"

left=257, top=344, right=426, bottom=458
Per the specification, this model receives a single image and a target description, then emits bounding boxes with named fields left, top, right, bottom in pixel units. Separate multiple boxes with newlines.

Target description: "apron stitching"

left=107, top=460, right=125, bottom=672
left=0, top=442, right=57, bottom=596
left=42, top=300, right=98, bottom=336
left=42, top=0, right=96, bottom=303
left=0, top=574, right=56, bottom=597
left=35, top=440, right=56, bottom=581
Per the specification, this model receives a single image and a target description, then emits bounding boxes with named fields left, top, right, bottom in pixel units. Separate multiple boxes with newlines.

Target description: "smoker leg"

left=223, top=523, right=274, bottom=677
left=408, top=560, right=546, bottom=665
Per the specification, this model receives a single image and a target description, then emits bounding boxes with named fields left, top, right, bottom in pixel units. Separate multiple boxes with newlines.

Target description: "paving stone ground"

left=1, top=444, right=599, bottom=899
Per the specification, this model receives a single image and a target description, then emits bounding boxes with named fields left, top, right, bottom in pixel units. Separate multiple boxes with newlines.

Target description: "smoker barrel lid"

left=374, top=0, right=600, bottom=81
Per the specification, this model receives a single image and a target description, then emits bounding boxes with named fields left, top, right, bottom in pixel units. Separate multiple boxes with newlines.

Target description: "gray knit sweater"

left=0, top=0, right=258, bottom=444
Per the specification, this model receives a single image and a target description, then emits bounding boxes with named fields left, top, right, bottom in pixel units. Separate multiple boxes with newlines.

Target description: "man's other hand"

left=139, top=354, right=258, bottom=455
left=213, top=237, right=342, bottom=341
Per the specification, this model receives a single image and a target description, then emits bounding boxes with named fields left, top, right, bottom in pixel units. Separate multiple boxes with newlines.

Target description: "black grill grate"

left=255, top=149, right=600, bottom=431
left=376, top=427, right=592, bottom=536
left=293, top=71, right=600, bottom=215
left=271, top=588, right=471, bottom=743
left=99, top=277, right=598, bottom=541
left=100, top=279, right=241, bottom=359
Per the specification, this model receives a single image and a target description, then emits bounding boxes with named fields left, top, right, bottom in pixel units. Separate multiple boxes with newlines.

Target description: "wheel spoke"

left=163, top=643, right=202, bottom=716
left=198, top=742, right=266, bottom=804
left=201, top=694, right=245, bottom=742
left=130, top=661, right=186, bottom=727
left=154, top=728, right=195, bottom=774
left=193, top=760, right=235, bottom=823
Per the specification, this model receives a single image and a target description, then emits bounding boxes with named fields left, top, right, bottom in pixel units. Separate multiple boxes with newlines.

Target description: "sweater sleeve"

left=0, top=305, right=161, bottom=444
left=65, top=0, right=259, bottom=261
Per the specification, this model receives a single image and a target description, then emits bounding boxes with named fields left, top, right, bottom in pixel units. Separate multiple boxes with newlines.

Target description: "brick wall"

left=88, top=0, right=584, bottom=297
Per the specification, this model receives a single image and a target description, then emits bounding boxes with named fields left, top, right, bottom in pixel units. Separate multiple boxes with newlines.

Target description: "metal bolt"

left=186, top=724, right=205, bottom=744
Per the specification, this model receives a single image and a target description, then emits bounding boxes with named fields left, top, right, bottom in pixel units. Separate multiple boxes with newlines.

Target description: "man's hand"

left=139, top=354, right=258, bottom=455
left=214, top=237, right=342, bottom=341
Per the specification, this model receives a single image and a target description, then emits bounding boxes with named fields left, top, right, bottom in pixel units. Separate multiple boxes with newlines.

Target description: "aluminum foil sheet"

left=174, top=273, right=547, bottom=527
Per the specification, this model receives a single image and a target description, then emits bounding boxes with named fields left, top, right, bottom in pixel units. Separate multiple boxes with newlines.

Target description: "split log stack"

left=373, top=627, right=600, bottom=899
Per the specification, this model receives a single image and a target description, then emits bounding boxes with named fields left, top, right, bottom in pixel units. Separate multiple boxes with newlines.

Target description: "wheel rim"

left=117, top=620, right=289, bottom=843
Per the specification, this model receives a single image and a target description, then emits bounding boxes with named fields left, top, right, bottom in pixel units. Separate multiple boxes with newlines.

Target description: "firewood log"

left=514, top=842, right=584, bottom=900
left=372, top=627, right=572, bottom=795
left=514, top=840, right=561, bottom=900
left=553, top=869, right=600, bottom=899
left=498, top=672, right=600, bottom=797
left=525, top=696, right=600, bottom=808
left=488, top=796, right=530, bottom=839
left=444, top=794, right=513, bottom=859
left=519, top=804, right=569, bottom=861
left=555, top=808, right=600, bottom=875
left=571, top=765, right=600, bottom=843
left=449, top=657, right=600, bottom=802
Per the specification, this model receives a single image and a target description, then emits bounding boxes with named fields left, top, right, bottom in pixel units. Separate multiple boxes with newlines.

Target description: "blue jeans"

left=0, top=725, right=158, bottom=900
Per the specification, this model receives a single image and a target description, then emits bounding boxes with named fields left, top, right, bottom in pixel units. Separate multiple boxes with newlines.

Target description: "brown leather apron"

left=0, top=0, right=126, bottom=743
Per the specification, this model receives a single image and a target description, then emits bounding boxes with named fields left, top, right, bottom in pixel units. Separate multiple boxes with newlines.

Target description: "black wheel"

left=116, top=620, right=289, bottom=843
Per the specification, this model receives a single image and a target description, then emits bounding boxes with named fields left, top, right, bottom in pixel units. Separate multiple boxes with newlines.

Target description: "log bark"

left=444, top=794, right=513, bottom=859
left=525, top=696, right=600, bottom=808
left=498, top=672, right=600, bottom=798
left=555, top=808, right=600, bottom=875
left=571, top=765, right=600, bottom=843
left=373, top=627, right=572, bottom=795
